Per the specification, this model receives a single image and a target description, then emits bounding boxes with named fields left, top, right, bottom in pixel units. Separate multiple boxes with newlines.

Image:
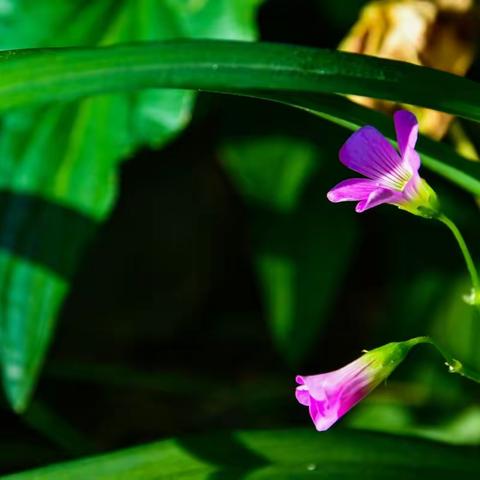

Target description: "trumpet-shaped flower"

left=327, top=110, right=438, bottom=217
left=295, top=341, right=413, bottom=431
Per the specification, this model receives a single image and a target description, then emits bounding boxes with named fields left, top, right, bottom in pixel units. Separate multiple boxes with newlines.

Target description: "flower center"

left=380, top=164, right=412, bottom=191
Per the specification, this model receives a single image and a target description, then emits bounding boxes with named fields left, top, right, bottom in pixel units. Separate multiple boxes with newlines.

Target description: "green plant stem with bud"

left=437, top=214, right=480, bottom=303
left=436, top=214, right=480, bottom=360
left=407, top=336, right=480, bottom=383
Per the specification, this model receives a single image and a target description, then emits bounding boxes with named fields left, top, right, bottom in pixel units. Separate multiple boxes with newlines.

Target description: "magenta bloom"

left=295, top=341, right=412, bottom=431
left=327, top=110, right=438, bottom=216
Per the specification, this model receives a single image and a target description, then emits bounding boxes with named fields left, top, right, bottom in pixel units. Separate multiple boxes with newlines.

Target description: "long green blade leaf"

left=2, top=428, right=479, bottom=479
left=1, top=40, right=479, bottom=196
left=1, top=40, right=480, bottom=121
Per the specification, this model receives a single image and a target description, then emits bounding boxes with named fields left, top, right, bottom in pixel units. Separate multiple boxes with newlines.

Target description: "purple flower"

left=295, top=341, right=413, bottom=431
left=327, top=110, right=438, bottom=217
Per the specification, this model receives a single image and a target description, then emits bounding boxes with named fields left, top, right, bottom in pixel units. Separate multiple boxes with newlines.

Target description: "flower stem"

left=408, top=336, right=480, bottom=383
left=437, top=216, right=480, bottom=360
left=437, top=215, right=480, bottom=296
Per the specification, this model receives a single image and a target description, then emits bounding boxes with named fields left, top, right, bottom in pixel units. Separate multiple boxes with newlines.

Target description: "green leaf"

left=0, top=40, right=479, bottom=194
left=2, top=428, right=480, bottom=479
left=221, top=136, right=357, bottom=364
left=2, top=40, right=480, bottom=120
left=0, top=8, right=260, bottom=411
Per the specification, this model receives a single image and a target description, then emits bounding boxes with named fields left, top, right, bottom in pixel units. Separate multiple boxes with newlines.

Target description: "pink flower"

left=295, top=341, right=413, bottom=431
left=327, top=110, right=438, bottom=217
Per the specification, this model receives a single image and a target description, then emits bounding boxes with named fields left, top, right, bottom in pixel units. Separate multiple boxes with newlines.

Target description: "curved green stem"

left=438, top=215, right=480, bottom=296
left=437, top=216, right=480, bottom=360
left=408, top=336, right=480, bottom=383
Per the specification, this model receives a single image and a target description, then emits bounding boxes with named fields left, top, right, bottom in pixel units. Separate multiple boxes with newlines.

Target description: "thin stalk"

left=408, top=336, right=480, bottom=383
left=437, top=216, right=480, bottom=360
left=438, top=215, right=480, bottom=294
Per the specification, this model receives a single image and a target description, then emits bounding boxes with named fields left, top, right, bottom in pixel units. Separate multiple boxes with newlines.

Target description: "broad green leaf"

left=221, top=136, right=357, bottom=364
left=0, top=8, right=261, bottom=411
left=2, top=428, right=480, bottom=479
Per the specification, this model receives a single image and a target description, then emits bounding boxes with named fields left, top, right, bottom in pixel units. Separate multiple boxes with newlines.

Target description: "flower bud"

left=295, top=340, right=417, bottom=431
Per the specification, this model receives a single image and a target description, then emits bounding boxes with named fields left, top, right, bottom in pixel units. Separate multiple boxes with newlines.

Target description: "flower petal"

left=394, top=109, right=420, bottom=171
left=339, top=126, right=411, bottom=190
left=295, top=376, right=311, bottom=406
left=337, top=387, right=368, bottom=418
left=327, top=178, right=378, bottom=203
left=355, top=188, right=403, bottom=212
left=295, top=387, right=311, bottom=406
left=309, top=397, right=339, bottom=431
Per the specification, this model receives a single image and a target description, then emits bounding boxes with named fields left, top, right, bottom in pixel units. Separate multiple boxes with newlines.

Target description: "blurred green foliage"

left=0, top=0, right=261, bottom=412
left=221, top=135, right=357, bottom=364
left=4, top=428, right=480, bottom=479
